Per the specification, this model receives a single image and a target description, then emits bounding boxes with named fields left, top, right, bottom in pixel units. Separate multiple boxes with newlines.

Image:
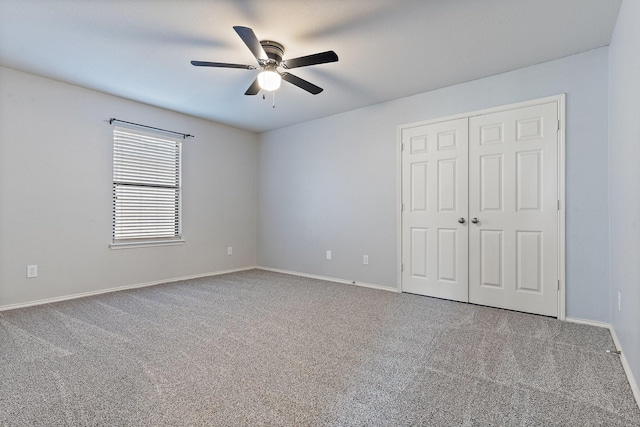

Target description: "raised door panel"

left=516, top=151, right=542, bottom=212
left=480, top=154, right=503, bottom=212
left=410, top=227, right=429, bottom=278
left=516, top=231, right=542, bottom=293
left=437, top=228, right=457, bottom=282
left=480, top=230, right=503, bottom=288
left=438, top=159, right=458, bottom=212
left=411, top=162, right=429, bottom=212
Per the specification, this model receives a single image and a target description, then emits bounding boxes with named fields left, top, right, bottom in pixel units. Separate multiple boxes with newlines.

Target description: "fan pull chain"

left=261, top=90, right=276, bottom=108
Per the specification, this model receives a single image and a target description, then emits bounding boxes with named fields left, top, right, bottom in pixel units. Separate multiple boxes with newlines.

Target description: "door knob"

left=458, top=218, right=466, bottom=224
left=471, top=217, right=479, bottom=224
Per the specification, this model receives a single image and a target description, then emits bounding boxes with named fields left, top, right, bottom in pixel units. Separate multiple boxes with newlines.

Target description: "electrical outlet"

left=227, top=246, right=233, bottom=255
left=27, top=265, right=38, bottom=278
left=326, top=250, right=332, bottom=260
left=618, top=291, right=621, bottom=311
left=363, top=255, right=369, bottom=265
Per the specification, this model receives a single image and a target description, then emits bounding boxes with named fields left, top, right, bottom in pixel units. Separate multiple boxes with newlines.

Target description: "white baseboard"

left=565, top=316, right=611, bottom=329
left=609, top=325, right=640, bottom=410
left=256, top=266, right=400, bottom=293
left=0, top=266, right=258, bottom=312
left=566, top=317, right=640, bottom=409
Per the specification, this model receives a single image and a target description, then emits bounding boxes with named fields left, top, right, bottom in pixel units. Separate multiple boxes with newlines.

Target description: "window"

left=112, top=126, right=182, bottom=247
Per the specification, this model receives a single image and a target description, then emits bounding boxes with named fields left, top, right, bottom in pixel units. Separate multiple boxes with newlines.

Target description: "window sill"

left=109, top=239, right=185, bottom=250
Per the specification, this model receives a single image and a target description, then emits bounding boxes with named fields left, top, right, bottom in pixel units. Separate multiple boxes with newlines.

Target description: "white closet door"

left=468, top=102, right=559, bottom=316
left=401, top=118, right=469, bottom=302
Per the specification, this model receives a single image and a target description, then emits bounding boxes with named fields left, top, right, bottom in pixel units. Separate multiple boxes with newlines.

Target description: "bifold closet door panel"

left=401, top=118, right=469, bottom=302
left=468, top=102, right=559, bottom=317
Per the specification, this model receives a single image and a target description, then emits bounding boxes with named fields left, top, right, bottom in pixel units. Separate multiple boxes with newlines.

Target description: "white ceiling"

left=0, top=0, right=622, bottom=133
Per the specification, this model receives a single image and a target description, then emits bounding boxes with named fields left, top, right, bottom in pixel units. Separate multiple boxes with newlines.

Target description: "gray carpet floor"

left=1, top=269, right=638, bottom=426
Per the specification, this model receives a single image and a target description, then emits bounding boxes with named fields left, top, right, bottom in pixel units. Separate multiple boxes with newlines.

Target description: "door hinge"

left=557, top=279, right=560, bottom=290
left=557, top=200, right=560, bottom=210
left=557, top=120, right=560, bottom=131
left=401, top=143, right=405, bottom=152
left=402, top=203, right=405, bottom=212
left=401, top=263, right=404, bottom=272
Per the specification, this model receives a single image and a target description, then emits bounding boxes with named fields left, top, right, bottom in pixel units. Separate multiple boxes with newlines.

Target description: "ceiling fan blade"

left=191, top=61, right=256, bottom=69
left=282, top=51, right=339, bottom=69
left=233, top=26, right=268, bottom=61
left=244, top=78, right=261, bottom=95
left=280, top=72, right=323, bottom=95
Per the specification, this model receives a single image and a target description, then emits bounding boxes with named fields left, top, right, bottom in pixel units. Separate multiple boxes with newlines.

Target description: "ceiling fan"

left=191, top=26, right=338, bottom=96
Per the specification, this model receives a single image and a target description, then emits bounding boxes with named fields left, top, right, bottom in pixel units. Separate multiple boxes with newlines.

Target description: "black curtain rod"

left=108, top=118, right=194, bottom=139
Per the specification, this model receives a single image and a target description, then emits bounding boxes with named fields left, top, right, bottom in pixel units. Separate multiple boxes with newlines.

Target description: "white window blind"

left=112, top=126, right=182, bottom=244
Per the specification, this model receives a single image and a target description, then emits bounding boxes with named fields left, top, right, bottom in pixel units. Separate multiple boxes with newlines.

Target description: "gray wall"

left=609, top=0, right=640, bottom=395
left=258, top=47, right=610, bottom=322
left=0, top=66, right=258, bottom=308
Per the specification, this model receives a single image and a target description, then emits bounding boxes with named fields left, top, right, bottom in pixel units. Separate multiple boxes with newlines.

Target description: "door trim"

left=397, top=94, right=566, bottom=320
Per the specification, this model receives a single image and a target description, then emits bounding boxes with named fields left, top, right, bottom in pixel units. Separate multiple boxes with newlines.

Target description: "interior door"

left=468, top=102, right=559, bottom=316
left=401, top=118, right=469, bottom=302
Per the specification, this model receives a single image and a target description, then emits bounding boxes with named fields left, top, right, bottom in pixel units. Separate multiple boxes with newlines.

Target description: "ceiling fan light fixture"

left=191, top=26, right=338, bottom=96
left=257, top=67, right=281, bottom=91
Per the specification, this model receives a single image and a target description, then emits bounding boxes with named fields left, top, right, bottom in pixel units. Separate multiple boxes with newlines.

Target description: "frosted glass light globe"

left=257, top=69, right=281, bottom=91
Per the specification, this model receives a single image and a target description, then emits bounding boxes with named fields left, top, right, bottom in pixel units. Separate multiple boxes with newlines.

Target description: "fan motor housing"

left=260, top=40, right=285, bottom=64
